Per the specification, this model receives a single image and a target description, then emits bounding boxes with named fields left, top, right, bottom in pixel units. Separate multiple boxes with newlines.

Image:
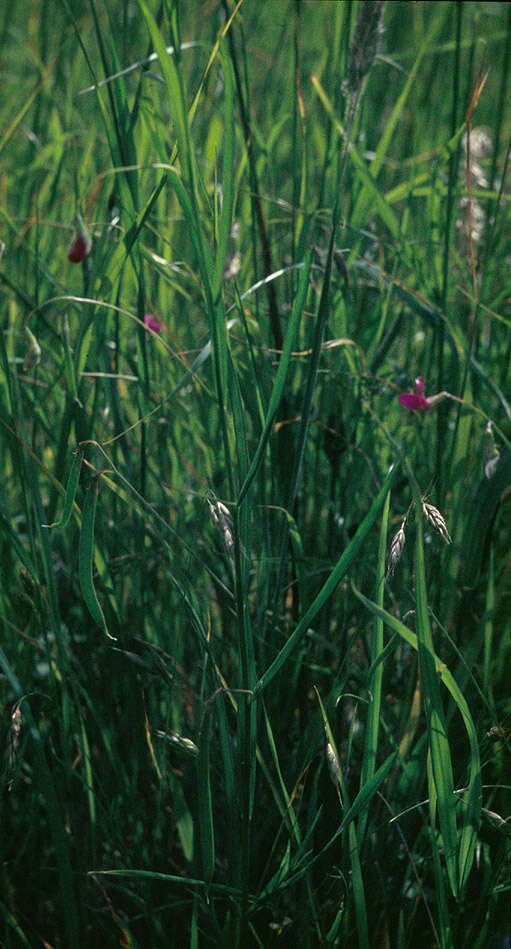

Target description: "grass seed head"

left=484, top=421, right=500, bottom=479
left=386, top=521, right=406, bottom=578
left=208, top=496, right=234, bottom=559
left=4, top=703, right=22, bottom=791
left=23, top=327, right=41, bottom=371
left=422, top=502, right=452, bottom=544
left=343, top=0, right=386, bottom=96
left=223, top=251, right=242, bottom=282
left=156, top=730, right=198, bottom=757
left=326, top=741, right=340, bottom=783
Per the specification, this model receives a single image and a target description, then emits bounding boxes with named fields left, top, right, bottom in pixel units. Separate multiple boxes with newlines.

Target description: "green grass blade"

left=358, top=487, right=390, bottom=843
left=0, top=510, right=38, bottom=581
left=0, top=70, right=51, bottom=157
left=285, top=751, right=398, bottom=882
left=350, top=11, right=445, bottom=232
left=213, top=42, right=235, bottom=301
left=254, top=462, right=400, bottom=696
left=310, top=76, right=400, bottom=239
left=238, top=252, right=312, bottom=505
left=78, top=475, right=115, bottom=640
left=0, top=906, right=32, bottom=948
left=353, top=585, right=482, bottom=892
left=427, top=753, right=453, bottom=949
left=0, top=652, right=80, bottom=948
left=482, top=544, right=495, bottom=697
left=197, top=708, right=215, bottom=884
left=137, top=0, right=192, bottom=186
left=168, top=768, right=194, bottom=863
left=415, top=507, right=458, bottom=898
left=90, top=867, right=241, bottom=896
left=315, top=687, right=344, bottom=804
left=78, top=713, right=96, bottom=860
left=43, top=445, right=83, bottom=529
left=348, top=819, right=369, bottom=949
left=262, top=702, right=301, bottom=843
left=459, top=448, right=511, bottom=589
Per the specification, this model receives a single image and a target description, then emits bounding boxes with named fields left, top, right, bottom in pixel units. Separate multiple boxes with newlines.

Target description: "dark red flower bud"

left=67, top=213, right=92, bottom=263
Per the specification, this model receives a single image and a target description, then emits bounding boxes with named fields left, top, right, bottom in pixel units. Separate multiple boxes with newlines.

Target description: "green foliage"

left=1, top=1, right=510, bottom=946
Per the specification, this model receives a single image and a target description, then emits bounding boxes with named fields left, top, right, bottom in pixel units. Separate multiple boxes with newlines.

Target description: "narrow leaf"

left=254, top=462, right=400, bottom=695
left=415, top=510, right=458, bottom=898
left=43, top=446, right=83, bottom=529
left=238, top=252, right=312, bottom=505
left=358, top=488, right=390, bottom=843
left=197, top=710, right=215, bottom=883
left=353, top=586, right=481, bottom=890
left=79, top=477, right=115, bottom=640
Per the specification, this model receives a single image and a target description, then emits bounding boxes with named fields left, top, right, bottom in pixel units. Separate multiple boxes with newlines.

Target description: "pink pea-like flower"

left=144, top=313, right=161, bottom=334
left=398, top=377, right=431, bottom=411
left=67, top=214, right=92, bottom=263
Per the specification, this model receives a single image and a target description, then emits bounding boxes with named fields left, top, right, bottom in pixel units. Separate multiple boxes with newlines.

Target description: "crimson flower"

left=144, top=313, right=162, bottom=333
left=67, top=213, right=92, bottom=263
left=398, top=377, right=431, bottom=411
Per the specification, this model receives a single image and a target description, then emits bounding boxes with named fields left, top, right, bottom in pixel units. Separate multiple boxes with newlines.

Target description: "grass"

left=0, top=1, right=510, bottom=946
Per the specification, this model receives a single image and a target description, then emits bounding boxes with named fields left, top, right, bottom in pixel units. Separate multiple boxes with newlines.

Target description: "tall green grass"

left=1, top=1, right=510, bottom=946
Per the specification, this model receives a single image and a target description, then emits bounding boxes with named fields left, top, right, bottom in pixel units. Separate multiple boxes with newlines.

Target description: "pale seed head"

left=207, top=496, right=234, bottom=559
left=343, top=0, right=386, bottom=97
left=23, top=327, right=41, bottom=371
left=326, top=742, right=341, bottom=786
left=484, top=421, right=500, bottom=479
left=422, top=502, right=452, bottom=544
left=386, top=521, right=406, bottom=578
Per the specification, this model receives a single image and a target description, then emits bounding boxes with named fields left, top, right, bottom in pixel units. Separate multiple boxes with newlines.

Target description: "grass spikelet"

left=386, top=520, right=406, bottom=578
left=343, top=0, right=386, bottom=97
left=422, top=502, right=452, bottom=544
left=207, top=493, right=234, bottom=561
left=4, top=701, right=22, bottom=791
left=484, top=421, right=500, bottom=479
left=326, top=740, right=341, bottom=787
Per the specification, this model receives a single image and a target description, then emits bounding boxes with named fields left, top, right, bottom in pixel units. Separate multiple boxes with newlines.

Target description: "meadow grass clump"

left=0, top=2, right=510, bottom=947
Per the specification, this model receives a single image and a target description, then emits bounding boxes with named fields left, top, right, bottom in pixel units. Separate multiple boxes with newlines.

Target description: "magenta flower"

left=67, top=213, right=92, bottom=263
left=144, top=313, right=162, bottom=334
left=398, top=377, right=431, bottom=411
